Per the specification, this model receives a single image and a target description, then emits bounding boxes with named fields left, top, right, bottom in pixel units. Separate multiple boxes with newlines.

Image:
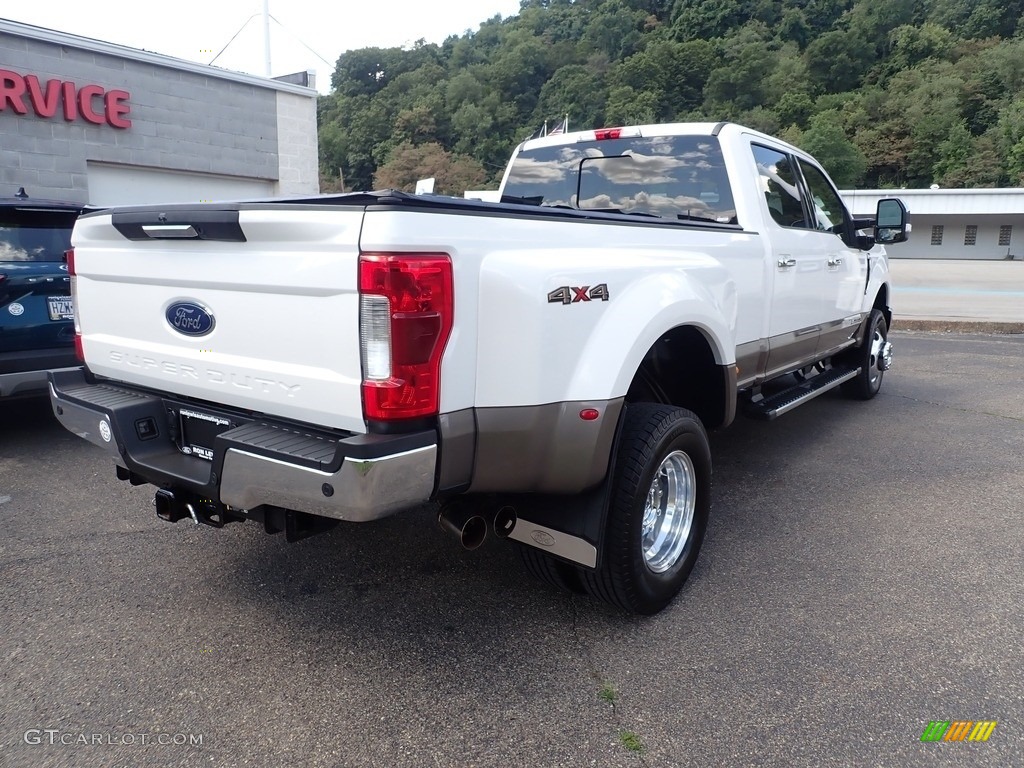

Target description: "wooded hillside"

left=317, top=0, right=1024, bottom=193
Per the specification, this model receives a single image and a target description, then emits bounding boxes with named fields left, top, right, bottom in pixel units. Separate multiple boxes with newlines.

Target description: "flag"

left=548, top=115, right=568, bottom=136
left=528, top=121, right=547, bottom=140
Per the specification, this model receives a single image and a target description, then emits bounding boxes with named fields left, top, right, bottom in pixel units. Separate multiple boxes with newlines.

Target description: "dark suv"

left=0, top=190, right=83, bottom=400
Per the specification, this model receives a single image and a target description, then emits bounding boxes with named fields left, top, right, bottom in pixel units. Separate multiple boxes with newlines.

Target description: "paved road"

left=890, top=259, right=1024, bottom=324
left=1, top=332, right=1022, bottom=767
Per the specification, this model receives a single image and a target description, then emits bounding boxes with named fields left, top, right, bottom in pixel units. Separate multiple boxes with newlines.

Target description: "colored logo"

left=921, top=720, right=997, bottom=742
left=165, top=301, right=215, bottom=337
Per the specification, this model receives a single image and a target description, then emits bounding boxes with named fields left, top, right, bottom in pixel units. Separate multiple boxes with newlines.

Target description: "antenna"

left=210, top=5, right=332, bottom=77
left=263, top=0, right=272, bottom=76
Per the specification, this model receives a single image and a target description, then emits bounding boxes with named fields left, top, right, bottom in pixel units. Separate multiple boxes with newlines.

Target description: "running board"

left=744, top=367, right=860, bottom=420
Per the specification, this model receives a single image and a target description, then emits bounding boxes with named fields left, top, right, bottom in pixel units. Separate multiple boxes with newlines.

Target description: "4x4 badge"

left=547, top=284, right=610, bottom=305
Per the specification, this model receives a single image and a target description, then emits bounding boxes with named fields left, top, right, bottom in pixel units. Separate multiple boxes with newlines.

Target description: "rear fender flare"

left=567, top=271, right=735, bottom=400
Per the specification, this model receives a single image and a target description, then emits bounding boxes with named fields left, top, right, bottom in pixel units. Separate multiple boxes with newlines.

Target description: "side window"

left=751, top=145, right=807, bottom=229
left=797, top=160, right=849, bottom=234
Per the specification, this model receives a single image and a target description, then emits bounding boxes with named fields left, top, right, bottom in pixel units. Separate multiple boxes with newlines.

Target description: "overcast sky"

left=3, top=0, right=523, bottom=93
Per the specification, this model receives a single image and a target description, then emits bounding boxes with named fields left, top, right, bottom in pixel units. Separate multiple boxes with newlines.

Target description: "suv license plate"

left=178, top=408, right=231, bottom=461
left=47, top=296, right=74, bottom=321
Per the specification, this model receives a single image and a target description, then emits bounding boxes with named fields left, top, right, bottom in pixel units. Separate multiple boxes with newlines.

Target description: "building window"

left=999, top=225, right=1012, bottom=246
left=931, top=225, right=943, bottom=245
left=964, top=225, right=977, bottom=246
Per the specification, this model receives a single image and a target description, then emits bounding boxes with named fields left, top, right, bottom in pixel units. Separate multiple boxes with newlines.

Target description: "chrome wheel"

left=840, top=309, right=889, bottom=401
left=868, top=328, right=889, bottom=388
left=581, top=404, right=711, bottom=614
left=641, top=450, right=696, bottom=573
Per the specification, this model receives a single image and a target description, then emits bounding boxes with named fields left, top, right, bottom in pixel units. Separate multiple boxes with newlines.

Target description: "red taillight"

left=358, top=252, right=453, bottom=421
left=594, top=128, right=622, bottom=141
left=66, top=248, right=83, bottom=360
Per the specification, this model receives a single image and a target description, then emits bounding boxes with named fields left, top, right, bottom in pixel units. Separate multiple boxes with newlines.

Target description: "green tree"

left=928, top=0, right=1024, bottom=40
left=776, top=91, right=815, bottom=128
left=613, top=38, right=715, bottom=119
left=331, top=44, right=440, bottom=98
left=671, top=0, right=757, bottom=41
left=535, top=65, right=608, bottom=132
left=998, top=99, right=1024, bottom=185
left=582, top=0, right=650, bottom=59
left=800, top=110, right=868, bottom=187
left=887, top=23, right=954, bottom=71
left=931, top=121, right=1005, bottom=187
left=703, top=23, right=781, bottom=114
left=373, top=142, right=487, bottom=195
left=805, top=30, right=874, bottom=94
left=605, top=86, right=659, bottom=124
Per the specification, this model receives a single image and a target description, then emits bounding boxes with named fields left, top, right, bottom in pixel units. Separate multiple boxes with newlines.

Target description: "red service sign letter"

left=0, top=68, right=130, bottom=129
left=77, top=84, right=105, bottom=125
left=104, top=90, right=132, bottom=128
left=0, top=69, right=28, bottom=114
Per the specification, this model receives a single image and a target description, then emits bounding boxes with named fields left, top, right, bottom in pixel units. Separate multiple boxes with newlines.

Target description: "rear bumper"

left=0, top=348, right=78, bottom=398
left=1, top=369, right=54, bottom=398
left=48, top=368, right=437, bottom=522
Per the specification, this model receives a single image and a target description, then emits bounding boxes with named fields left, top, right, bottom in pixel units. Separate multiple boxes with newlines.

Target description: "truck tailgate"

left=73, top=207, right=366, bottom=432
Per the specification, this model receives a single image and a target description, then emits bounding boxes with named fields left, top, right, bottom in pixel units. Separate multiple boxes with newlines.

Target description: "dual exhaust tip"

left=437, top=503, right=516, bottom=550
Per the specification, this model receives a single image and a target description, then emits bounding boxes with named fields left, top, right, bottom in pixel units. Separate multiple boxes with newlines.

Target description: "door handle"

left=828, top=257, right=843, bottom=267
left=778, top=258, right=796, bottom=268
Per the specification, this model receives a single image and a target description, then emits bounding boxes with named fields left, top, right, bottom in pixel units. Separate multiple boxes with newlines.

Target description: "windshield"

left=503, top=135, right=736, bottom=224
left=0, top=209, right=77, bottom=262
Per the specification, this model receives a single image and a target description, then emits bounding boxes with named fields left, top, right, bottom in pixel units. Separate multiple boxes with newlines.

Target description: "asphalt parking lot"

left=1, top=331, right=1022, bottom=768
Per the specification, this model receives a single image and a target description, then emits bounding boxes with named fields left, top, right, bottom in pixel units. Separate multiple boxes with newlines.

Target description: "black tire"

left=840, top=308, right=889, bottom=400
left=580, top=404, right=711, bottom=615
left=515, top=543, right=586, bottom=594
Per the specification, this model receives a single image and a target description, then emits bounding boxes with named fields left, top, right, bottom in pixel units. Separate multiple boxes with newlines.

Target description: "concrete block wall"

left=275, top=91, right=319, bottom=196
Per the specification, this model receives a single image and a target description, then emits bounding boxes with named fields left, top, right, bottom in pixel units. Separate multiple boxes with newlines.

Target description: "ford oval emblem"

left=165, top=301, right=215, bottom=337
left=530, top=530, right=556, bottom=548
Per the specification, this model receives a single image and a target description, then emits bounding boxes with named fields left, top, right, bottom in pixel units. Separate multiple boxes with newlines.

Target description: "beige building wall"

left=275, top=89, right=320, bottom=197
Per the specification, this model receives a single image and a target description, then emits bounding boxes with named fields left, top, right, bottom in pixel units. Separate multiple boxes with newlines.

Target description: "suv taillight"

left=358, top=252, right=453, bottom=421
left=66, top=248, right=83, bottom=361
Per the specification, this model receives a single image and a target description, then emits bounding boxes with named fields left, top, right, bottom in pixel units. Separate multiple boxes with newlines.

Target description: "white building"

left=843, top=188, right=1024, bottom=260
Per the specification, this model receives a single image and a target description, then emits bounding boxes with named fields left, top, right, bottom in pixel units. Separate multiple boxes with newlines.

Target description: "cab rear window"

left=0, top=209, right=77, bottom=262
left=503, top=135, right=737, bottom=225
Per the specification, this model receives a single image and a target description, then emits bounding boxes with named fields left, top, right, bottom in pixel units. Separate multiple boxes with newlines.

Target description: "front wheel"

left=581, top=404, right=711, bottom=615
left=840, top=309, right=891, bottom=400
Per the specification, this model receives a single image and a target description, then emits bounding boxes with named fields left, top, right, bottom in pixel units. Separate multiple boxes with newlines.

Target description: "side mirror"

left=875, top=198, right=909, bottom=244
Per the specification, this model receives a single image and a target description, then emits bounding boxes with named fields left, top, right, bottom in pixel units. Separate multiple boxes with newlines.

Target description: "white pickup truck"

left=50, top=122, right=908, bottom=614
